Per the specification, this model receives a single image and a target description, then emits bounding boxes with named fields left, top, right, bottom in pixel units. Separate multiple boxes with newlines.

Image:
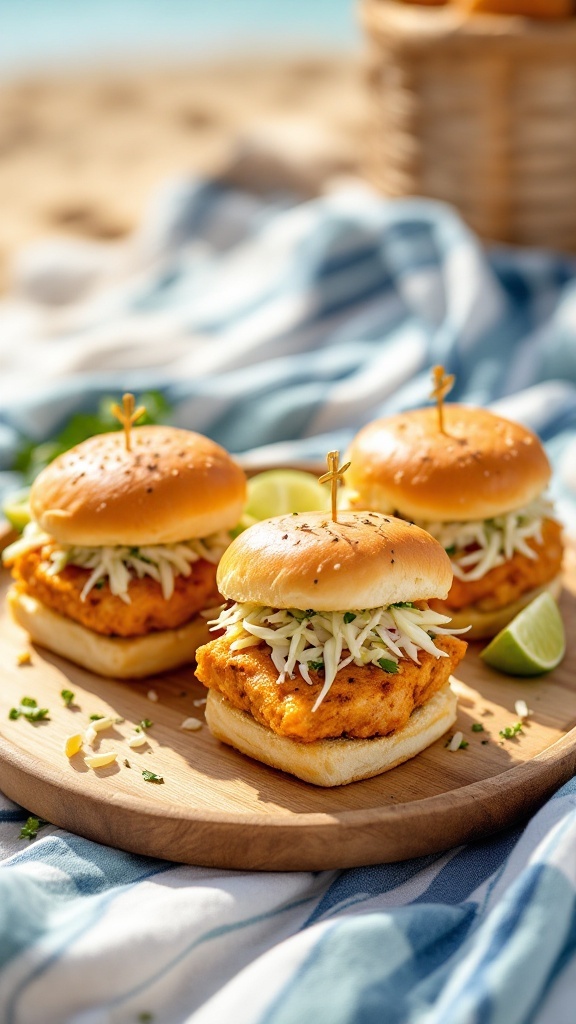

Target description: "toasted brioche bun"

left=205, top=683, right=458, bottom=786
left=7, top=586, right=210, bottom=678
left=438, top=574, right=563, bottom=640
left=30, top=425, right=246, bottom=546
left=345, top=405, right=551, bottom=522
left=216, top=510, right=453, bottom=611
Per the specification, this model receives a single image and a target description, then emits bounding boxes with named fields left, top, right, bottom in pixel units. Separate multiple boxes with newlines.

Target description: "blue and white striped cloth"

left=1, top=177, right=576, bottom=1024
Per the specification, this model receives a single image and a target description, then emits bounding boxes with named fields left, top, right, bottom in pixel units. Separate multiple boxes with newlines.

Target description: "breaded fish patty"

left=432, top=518, right=563, bottom=614
left=195, top=633, right=467, bottom=742
left=11, top=548, right=220, bottom=637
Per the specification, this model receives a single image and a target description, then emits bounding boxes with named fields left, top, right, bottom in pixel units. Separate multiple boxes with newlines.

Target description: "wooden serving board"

left=1, top=531, right=576, bottom=872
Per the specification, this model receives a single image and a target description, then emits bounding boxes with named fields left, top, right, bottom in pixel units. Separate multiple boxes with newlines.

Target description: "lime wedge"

left=480, top=592, right=565, bottom=676
left=244, top=469, right=329, bottom=522
left=2, top=488, right=31, bottom=533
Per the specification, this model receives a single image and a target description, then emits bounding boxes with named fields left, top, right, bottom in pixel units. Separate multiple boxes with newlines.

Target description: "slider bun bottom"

left=205, top=683, right=458, bottom=787
left=445, top=575, right=563, bottom=640
left=7, top=587, right=210, bottom=679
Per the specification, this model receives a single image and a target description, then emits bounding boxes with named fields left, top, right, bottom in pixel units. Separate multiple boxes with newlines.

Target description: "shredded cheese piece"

left=128, top=734, right=147, bottom=748
left=515, top=699, right=531, bottom=719
left=211, top=602, right=468, bottom=712
left=84, top=726, right=98, bottom=746
left=147, top=690, right=158, bottom=703
left=84, top=751, right=117, bottom=769
left=90, top=716, right=115, bottom=733
left=447, top=731, right=464, bottom=752
left=2, top=521, right=230, bottom=603
left=180, top=717, right=202, bottom=731
left=415, top=496, right=556, bottom=582
left=64, top=734, right=83, bottom=757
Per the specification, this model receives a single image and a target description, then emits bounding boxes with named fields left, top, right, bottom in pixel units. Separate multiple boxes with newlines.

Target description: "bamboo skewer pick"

left=111, top=393, right=146, bottom=451
left=430, top=365, right=455, bottom=434
left=319, top=450, right=351, bottom=524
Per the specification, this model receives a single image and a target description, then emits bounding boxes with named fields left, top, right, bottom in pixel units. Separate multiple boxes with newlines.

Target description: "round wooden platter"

left=1, top=531, right=576, bottom=872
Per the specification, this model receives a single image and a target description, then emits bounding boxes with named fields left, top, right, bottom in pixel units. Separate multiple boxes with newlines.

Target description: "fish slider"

left=345, top=406, right=563, bottom=639
left=3, top=425, right=246, bottom=677
left=195, top=510, right=468, bottom=786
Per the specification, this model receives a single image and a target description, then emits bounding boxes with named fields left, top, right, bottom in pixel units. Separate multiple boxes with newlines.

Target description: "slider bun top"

left=216, top=510, right=453, bottom=611
left=30, top=425, right=246, bottom=546
left=345, top=405, right=551, bottom=522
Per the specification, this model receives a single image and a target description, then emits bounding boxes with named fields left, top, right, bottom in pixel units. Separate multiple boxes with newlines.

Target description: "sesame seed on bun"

left=345, top=405, right=551, bottom=522
left=30, top=425, right=247, bottom=546
left=216, top=509, right=454, bottom=611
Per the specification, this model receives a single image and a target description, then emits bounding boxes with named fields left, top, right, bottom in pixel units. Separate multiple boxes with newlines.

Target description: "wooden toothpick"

left=319, top=450, right=351, bottom=524
left=111, top=393, right=146, bottom=451
left=430, top=365, right=455, bottom=434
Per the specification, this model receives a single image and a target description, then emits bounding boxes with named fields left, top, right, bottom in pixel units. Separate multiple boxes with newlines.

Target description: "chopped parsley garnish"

left=89, top=713, right=105, bottom=721
left=308, top=660, right=324, bottom=672
left=142, top=770, right=164, bottom=784
left=61, top=689, right=75, bottom=707
left=19, top=816, right=46, bottom=841
left=499, top=722, right=523, bottom=740
left=378, top=658, right=399, bottom=674
left=343, top=612, right=357, bottom=624
left=9, top=699, right=50, bottom=723
left=445, top=545, right=457, bottom=556
left=459, top=738, right=469, bottom=749
left=471, top=723, right=484, bottom=733
left=95, top=579, right=105, bottom=590
left=392, top=602, right=414, bottom=609
left=138, top=719, right=153, bottom=730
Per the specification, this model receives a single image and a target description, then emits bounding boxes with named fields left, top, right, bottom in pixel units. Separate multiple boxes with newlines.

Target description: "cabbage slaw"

left=210, top=602, right=469, bottom=712
left=2, top=520, right=230, bottom=603
left=416, top=496, right=556, bottom=582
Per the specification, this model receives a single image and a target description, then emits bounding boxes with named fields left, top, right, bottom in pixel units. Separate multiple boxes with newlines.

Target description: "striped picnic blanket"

left=1, top=177, right=576, bottom=1024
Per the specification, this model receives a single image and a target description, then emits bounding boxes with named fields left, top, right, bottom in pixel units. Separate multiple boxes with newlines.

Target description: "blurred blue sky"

left=0, top=0, right=359, bottom=76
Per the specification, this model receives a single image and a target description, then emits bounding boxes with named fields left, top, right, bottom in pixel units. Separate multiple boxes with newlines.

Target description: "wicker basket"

left=362, top=1, right=576, bottom=250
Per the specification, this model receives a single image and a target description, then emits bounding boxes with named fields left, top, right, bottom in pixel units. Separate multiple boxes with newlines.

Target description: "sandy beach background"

left=0, top=56, right=369, bottom=294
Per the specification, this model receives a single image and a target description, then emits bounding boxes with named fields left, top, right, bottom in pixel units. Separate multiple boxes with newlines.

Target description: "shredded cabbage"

left=2, top=520, right=230, bottom=603
left=415, top=496, right=556, bottom=582
left=210, top=602, right=469, bottom=712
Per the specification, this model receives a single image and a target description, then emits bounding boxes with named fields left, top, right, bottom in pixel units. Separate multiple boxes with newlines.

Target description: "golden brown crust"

left=345, top=405, right=551, bottom=522
left=7, top=587, right=210, bottom=678
left=11, top=548, right=220, bottom=637
left=30, top=425, right=246, bottom=545
left=195, top=632, right=467, bottom=742
left=216, top=510, right=453, bottom=610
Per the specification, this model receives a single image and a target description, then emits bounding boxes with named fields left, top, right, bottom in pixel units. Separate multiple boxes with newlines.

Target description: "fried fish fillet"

left=10, top=548, right=220, bottom=637
left=432, top=518, right=563, bottom=614
left=195, top=633, right=467, bottom=742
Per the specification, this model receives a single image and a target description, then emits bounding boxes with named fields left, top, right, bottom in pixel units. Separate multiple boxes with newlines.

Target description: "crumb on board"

left=181, top=717, right=202, bottom=731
